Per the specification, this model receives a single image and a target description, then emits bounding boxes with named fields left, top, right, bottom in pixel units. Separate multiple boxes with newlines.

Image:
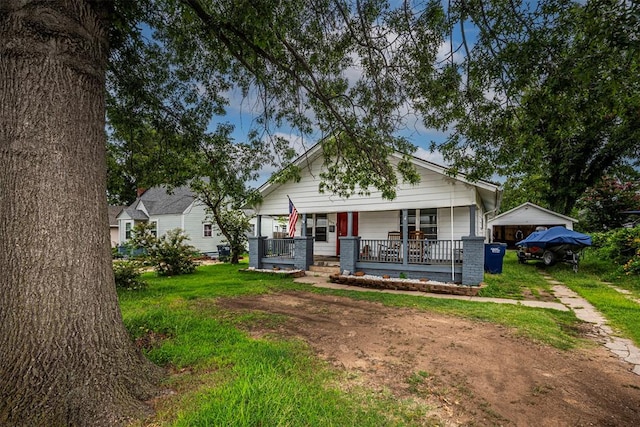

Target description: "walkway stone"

left=544, top=277, right=640, bottom=376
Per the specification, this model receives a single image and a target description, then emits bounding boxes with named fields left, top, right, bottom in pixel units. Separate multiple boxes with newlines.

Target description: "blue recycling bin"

left=484, top=243, right=507, bottom=274
left=217, top=244, right=231, bottom=257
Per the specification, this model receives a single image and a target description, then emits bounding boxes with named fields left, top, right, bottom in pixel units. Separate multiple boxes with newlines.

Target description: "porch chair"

left=380, top=231, right=402, bottom=261
left=408, top=230, right=427, bottom=262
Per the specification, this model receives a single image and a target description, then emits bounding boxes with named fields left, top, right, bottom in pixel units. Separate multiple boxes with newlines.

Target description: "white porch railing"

left=359, top=239, right=463, bottom=265
left=264, top=238, right=295, bottom=259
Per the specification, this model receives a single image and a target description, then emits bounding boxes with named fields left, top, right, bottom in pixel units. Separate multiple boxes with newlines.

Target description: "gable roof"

left=118, top=185, right=195, bottom=220
left=489, top=202, right=577, bottom=224
left=108, top=206, right=126, bottom=226
left=256, top=141, right=501, bottom=214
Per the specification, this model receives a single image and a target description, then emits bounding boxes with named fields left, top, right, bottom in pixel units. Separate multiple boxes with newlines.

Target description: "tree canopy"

left=412, top=0, right=640, bottom=214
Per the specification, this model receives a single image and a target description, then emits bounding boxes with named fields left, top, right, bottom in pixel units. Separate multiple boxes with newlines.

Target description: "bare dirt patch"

left=218, top=291, right=640, bottom=426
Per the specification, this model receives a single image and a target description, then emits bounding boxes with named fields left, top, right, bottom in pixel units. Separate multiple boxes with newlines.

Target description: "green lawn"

left=479, top=250, right=556, bottom=299
left=120, top=261, right=585, bottom=426
left=478, top=248, right=640, bottom=347
left=544, top=250, right=640, bottom=347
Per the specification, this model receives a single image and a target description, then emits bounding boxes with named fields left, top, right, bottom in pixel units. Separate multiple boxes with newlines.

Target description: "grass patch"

left=122, top=263, right=437, bottom=426
left=479, top=251, right=555, bottom=299
left=545, top=257, right=640, bottom=347
left=121, top=260, right=585, bottom=425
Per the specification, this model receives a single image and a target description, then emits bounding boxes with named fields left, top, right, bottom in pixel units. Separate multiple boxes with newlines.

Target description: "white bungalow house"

left=116, top=185, right=225, bottom=255
left=249, top=143, right=501, bottom=285
left=488, top=202, right=578, bottom=247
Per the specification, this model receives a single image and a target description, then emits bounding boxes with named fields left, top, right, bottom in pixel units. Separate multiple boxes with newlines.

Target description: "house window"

left=125, top=222, right=132, bottom=240
left=305, top=215, right=313, bottom=237
left=203, top=223, right=213, bottom=237
left=419, top=209, right=437, bottom=240
left=315, top=214, right=328, bottom=242
left=149, top=221, right=158, bottom=237
left=399, top=209, right=437, bottom=240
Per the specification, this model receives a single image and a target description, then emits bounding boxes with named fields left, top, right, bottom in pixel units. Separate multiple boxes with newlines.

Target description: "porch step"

left=309, top=265, right=341, bottom=275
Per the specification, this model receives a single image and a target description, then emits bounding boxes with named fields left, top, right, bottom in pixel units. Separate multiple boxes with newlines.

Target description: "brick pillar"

left=248, top=236, right=267, bottom=269
left=293, top=236, right=314, bottom=271
left=461, top=236, right=485, bottom=285
left=339, top=236, right=360, bottom=275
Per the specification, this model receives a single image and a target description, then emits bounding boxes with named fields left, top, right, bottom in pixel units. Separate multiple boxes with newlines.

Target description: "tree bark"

left=0, top=1, right=163, bottom=425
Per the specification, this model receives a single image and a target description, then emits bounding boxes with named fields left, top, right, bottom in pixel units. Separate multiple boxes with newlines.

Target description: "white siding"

left=437, top=207, right=469, bottom=240
left=151, top=214, right=182, bottom=237
left=257, top=155, right=478, bottom=216
left=119, top=219, right=133, bottom=243
left=488, top=204, right=574, bottom=230
left=358, top=211, right=399, bottom=239
left=305, top=212, right=334, bottom=256
left=181, top=202, right=225, bottom=253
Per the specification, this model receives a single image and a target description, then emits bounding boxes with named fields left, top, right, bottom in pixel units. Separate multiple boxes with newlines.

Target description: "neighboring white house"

left=108, top=205, right=126, bottom=247
left=253, top=143, right=501, bottom=257
left=488, top=202, right=578, bottom=247
left=116, top=185, right=226, bottom=255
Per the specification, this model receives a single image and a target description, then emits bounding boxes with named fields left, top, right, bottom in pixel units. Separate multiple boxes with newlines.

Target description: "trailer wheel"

left=543, top=250, right=556, bottom=266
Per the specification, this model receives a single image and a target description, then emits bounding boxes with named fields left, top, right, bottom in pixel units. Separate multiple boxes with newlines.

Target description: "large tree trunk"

left=0, top=2, right=163, bottom=425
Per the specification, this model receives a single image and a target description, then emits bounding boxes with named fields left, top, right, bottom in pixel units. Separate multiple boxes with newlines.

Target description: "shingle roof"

left=126, top=185, right=195, bottom=218
left=123, top=207, right=149, bottom=220
left=108, top=205, right=126, bottom=226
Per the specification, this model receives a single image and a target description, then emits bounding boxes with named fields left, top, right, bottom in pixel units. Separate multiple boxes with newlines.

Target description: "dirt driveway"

left=218, top=291, right=640, bottom=426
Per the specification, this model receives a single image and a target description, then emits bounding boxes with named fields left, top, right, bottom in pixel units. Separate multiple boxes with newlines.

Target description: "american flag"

left=288, top=198, right=299, bottom=237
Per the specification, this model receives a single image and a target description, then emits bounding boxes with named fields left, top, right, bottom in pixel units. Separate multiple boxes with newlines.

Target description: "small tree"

left=212, top=209, right=252, bottom=264
left=190, top=125, right=269, bottom=265
left=129, top=223, right=197, bottom=276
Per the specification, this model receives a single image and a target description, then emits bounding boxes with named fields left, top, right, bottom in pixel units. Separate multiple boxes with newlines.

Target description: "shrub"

left=590, top=226, right=640, bottom=276
left=151, top=228, right=199, bottom=276
left=129, top=223, right=198, bottom=276
left=624, top=249, right=640, bottom=276
left=113, top=260, right=146, bottom=290
left=591, top=226, right=640, bottom=265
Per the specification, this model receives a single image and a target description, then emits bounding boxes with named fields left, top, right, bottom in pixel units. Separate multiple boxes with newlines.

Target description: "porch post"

left=339, top=236, right=360, bottom=275
left=347, top=211, right=353, bottom=237
left=249, top=236, right=267, bottom=269
left=461, top=236, right=485, bottom=285
left=468, top=205, right=476, bottom=236
left=301, top=213, right=307, bottom=237
left=256, top=215, right=262, bottom=237
left=293, top=236, right=314, bottom=271
left=402, top=209, right=408, bottom=266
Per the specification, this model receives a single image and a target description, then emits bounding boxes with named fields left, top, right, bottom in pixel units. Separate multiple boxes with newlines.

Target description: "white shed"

left=488, top=202, right=578, bottom=247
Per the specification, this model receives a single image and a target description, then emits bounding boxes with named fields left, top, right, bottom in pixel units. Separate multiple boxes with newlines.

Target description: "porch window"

left=203, top=223, right=213, bottom=237
left=315, top=214, right=328, bottom=242
left=399, top=209, right=437, bottom=240
left=419, top=209, right=437, bottom=240
left=125, top=222, right=132, bottom=240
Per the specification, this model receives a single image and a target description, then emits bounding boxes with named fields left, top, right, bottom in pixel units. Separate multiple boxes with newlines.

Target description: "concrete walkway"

left=541, top=274, right=640, bottom=376
left=295, top=274, right=570, bottom=311
left=295, top=272, right=640, bottom=376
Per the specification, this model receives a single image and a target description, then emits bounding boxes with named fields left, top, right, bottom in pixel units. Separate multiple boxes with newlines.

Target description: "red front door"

left=336, top=212, right=359, bottom=255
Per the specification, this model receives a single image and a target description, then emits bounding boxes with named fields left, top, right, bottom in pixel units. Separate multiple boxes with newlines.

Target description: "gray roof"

left=108, top=205, right=126, bottom=226
left=126, top=185, right=195, bottom=218
left=123, top=207, right=149, bottom=220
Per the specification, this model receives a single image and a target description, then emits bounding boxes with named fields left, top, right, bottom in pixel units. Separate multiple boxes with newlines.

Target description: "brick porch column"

left=339, top=236, right=360, bottom=275
left=461, top=236, right=485, bottom=285
left=293, top=236, right=314, bottom=271
left=248, top=236, right=267, bottom=269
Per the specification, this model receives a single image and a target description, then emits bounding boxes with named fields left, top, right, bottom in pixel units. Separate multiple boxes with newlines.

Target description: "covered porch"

left=249, top=207, right=486, bottom=285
